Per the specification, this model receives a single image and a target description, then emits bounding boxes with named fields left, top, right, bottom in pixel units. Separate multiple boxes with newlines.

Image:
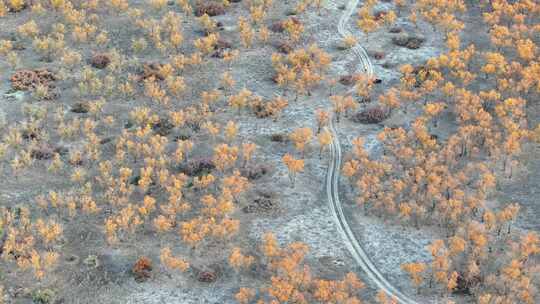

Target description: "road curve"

left=326, top=1, right=418, bottom=304
left=337, top=0, right=373, bottom=77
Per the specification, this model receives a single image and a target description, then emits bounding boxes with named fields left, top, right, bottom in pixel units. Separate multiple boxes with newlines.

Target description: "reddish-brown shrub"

left=211, top=39, right=233, bottom=58
left=197, top=270, right=217, bottom=283
left=216, top=39, right=232, bottom=50
left=276, top=41, right=293, bottom=54
left=152, top=118, right=174, bottom=136
left=270, top=21, right=285, bottom=33
left=269, top=17, right=301, bottom=33
left=21, top=128, right=38, bottom=140
left=392, top=33, right=425, bottom=49
left=270, top=133, right=289, bottom=143
left=90, top=54, right=111, bottom=69
left=140, top=63, right=166, bottom=81
left=242, top=191, right=276, bottom=214
left=372, top=51, right=385, bottom=60
left=10, top=69, right=56, bottom=91
left=241, top=165, right=269, bottom=180
left=339, top=74, right=359, bottom=86
left=132, top=257, right=153, bottom=281
left=373, top=11, right=388, bottom=21
left=179, top=158, right=216, bottom=176
left=194, top=3, right=225, bottom=17
left=252, top=101, right=272, bottom=118
left=352, top=106, right=388, bottom=124
left=31, top=145, right=54, bottom=160
left=71, top=102, right=90, bottom=114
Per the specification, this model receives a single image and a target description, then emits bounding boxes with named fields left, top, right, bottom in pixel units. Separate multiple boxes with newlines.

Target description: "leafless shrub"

left=352, top=106, right=388, bottom=124
left=241, top=164, right=269, bottom=180
left=10, top=69, right=56, bottom=91
left=194, top=3, right=225, bottom=17
left=90, top=54, right=111, bottom=69
left=179, top=158, right=216, bottom=176
left=197, top=270, right=218, bottom=283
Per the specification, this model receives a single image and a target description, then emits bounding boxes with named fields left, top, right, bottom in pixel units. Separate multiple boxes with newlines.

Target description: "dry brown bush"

left=276, top=41, right=293, bottom=54
left=140, top=63, right=166, bottom=81
left=197, top=270, right=217, bottom=283
left=352, top=106, right=388, bottom=124
left=10, top=69, right=56, bottom=91
left=194, top=3, right=225, bottom=17
left=132, top=257, right=153, bottom=282
left=179, top=158, right=215, bottom=176
left=90, top=54, right=111, bottom=69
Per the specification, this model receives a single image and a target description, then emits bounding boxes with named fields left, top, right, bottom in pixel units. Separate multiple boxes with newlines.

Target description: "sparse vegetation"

left=0, top=0, right=538, bottom=303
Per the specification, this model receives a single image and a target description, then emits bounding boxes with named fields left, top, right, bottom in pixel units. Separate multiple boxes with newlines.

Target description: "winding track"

left=337, top=0, right=373, bottom=77
left=326, top=1, right=418, bottom=303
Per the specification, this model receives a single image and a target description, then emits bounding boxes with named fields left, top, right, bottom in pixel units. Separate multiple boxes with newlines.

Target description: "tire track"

left=326, top=1, right=418, bottom=303
left=337, top=0, right=373, bottom=77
